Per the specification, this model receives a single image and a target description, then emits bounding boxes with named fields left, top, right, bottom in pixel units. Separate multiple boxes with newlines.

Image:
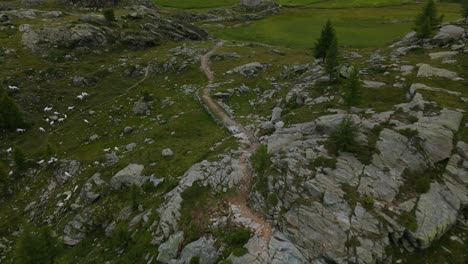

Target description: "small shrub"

left=14, top=225, right=63, bottom=264
left=189, top=256, right=200, bottom=264
left=251, top=145, right=271, bottom=176
left=103, top=9, right=116, bottom=22
left=180, top=183, right=212, bottom=243
left=399, top=211, right=418, bottom=232
left=329, top=117, right=358, bottom=153
left=0, top=169, right=8, bottom=197
left=342, top=184, right=358, bottom=208
left=13, top=148, right=27, bottom=173
left=359, top=196, right=374, bottom=210
left=398, top=128, right=418, bottom=139
left=141, top=90, right=153, bottom=102
left=130, top=184, right=143, bottom=209
left=401, top=168, right=430, bottom=194
left=312, top=156, right=337, bottom=170
left=267, top=193, right=278, bottom=206
left=343, top=67, right=361, bottom=106
left=345, top=236, right=361, bottom=248
left=0, top=89, right=25, bottom=130
left=111, top=223, right=132, bottom=250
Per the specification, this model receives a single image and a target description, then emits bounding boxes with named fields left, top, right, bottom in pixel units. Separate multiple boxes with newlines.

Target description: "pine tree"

left=0, top=89, right=24, bottom=130
left=325, top=36, right=339, bottom=81
left=415, top=0, right=440, bottom=38
left=343, top=67, right=361, bottom=106
left=14, top=225, right=62, bottom=264
left=314, top=20, right=336, bottom=60
left=331, top=116, right=358, bottom=153
left=0, top=162, right=9, bottom=196
left=13, top=148, right=27, bottom=173
left=462, top=0, right=468, bottom=25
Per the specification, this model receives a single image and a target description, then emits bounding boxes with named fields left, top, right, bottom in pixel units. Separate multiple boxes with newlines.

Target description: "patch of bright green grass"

left=278, top=0, right=413, bottom=8
left=209, top=4, right=461, bottom=48
left=156, top=0, right=238, bottom=9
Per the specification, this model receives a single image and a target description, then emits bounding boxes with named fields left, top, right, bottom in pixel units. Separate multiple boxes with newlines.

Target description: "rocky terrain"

left=0, top=0, right=467, bottom=263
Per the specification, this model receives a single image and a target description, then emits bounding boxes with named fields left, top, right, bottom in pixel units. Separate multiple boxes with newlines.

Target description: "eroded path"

left=199, top=41, right=272, bottom=244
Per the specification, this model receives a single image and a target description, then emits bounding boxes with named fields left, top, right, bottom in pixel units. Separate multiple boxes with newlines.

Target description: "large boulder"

left=432, top=25, right=465, bottom=45
left=315, top=114, right=360, bottom=134
left=110, top=164, right=146, bottom=190
left=416, top=63, right=461, bottom=81
left=178, top=237, right=217, bottom=264
left=227, top=62, right=266, bottom=78
left=157, top=231, right=184, bottom=263
left=408, top=182, right=464, bottom=249
left=22, top=23, right=111, bottom=52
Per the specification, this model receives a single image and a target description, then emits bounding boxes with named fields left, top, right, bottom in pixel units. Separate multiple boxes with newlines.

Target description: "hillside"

left=0, top=0, right=467, bottom=263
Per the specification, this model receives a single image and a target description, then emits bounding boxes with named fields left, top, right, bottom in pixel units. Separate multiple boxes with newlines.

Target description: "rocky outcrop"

left=20, top=14, right=209, bottom=54
left=416, top=63, right=462, bottom=81
left=153, top=153, right=245, bottom=240
left=433, top=25, right=465, bottom=45
left=110, top=164, right=146, bottom=190
left=256, top=96, right=467, bottom=263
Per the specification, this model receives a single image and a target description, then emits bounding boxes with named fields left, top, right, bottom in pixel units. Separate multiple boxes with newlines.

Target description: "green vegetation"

left=401, top=168, right=431, bottom=194
left=399, top=128, right=419, bottom=139
left=415, top=0, right=441, bottom=38
left=110, top=223, right=132, bottom=251
left=359, top=196, right=374, bottom=210
left=251, top=144, right=271, bottom=176
left=329, top=117, right=358, bottom=153
left=13, top=148, right=27, bottom=173
left=311, top=156, right=337, bottom=169
left=156, top=0, right=237, bottom=8
left=0, top=162, right=10, bottom=197
left=279, top=0, right=413, bottom=8
left=325, top=36, right=339, bottom=80
left=14, top=225, right=63, bottom=264
left=399, top=210, right=418, bottom=232
left=103, top=9, right=116, bottom=23
left=462, top=0, right=468, bottom=23
left=343, top=67, right=361, bottom=106
left=130, top=183, right=143, bottom=209
left=0, top=89, right=25, bottom=130
left=210, top=3, right=461, bottom=48
left=314, top=20, right=336, bottom=61
left=180, top=183, right=213, bottom=243
left=215, top=225, right=251, bottom=258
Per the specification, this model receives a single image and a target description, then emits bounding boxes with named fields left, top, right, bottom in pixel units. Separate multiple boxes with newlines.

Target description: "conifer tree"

left=314, top=20, right=336, bottom=60
left=14, top=225, right=62, bottom=264
left=415, top=0, right=441, bottom=38
left=325, top=36, right=339, bottom=81
left=462, top=0, right=468, bottom=25
left=343, top=67, right=361, bottom=106
left=0, top=89, right=24, bottom=130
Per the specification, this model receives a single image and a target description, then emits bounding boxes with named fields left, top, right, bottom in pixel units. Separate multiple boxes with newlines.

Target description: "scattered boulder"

left=416, top=64, right=462, bottom=81
left=178, top=237, right=217, bottom=264
left=363, top=80, right=386, bottom=89
left=162, top=148, right=174, bottom=157
left=433, top=25, right=465, bottom=45
left=227, top=62, right=266, bottom=78
left=110, top=164, right=146, bottom=190
left=270, top=106, right=282, bottom=124
left=157, top=231, right=184, bottom=263
left=132, top=100, right=150, bottom=115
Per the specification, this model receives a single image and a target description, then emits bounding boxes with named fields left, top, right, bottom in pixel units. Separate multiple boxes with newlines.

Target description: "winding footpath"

left=199, top=41, right=272, bottom=244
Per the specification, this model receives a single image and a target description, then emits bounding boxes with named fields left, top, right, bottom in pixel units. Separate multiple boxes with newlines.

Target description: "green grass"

left=278, top=0, right=413, bottom=8
left=156, top=0, right=238, bottom=9
left=209, top=3, right=461, bottom=48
